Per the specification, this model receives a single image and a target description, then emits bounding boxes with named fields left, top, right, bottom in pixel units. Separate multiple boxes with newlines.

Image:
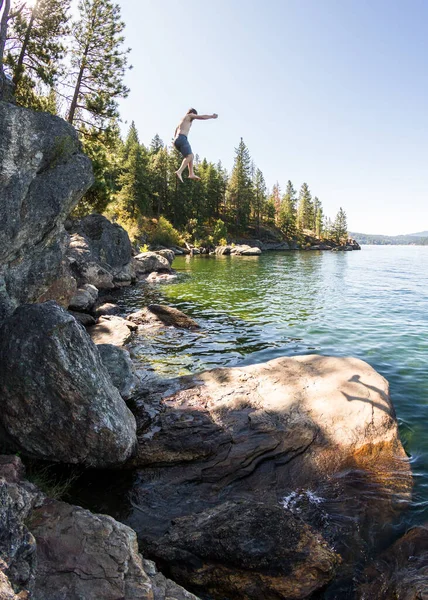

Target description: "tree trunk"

left=13, top=1, right=38, bottom=86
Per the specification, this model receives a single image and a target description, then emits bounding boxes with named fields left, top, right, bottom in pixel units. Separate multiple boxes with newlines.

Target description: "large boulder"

left=0, top=101, right=93, bottom=320
left=68, top=283, right=98, bottom=312
left=98, top=344, right=136, bottom=399
left=30, top=499, right=153, bottom=600
left=89, top=315, right=133, bottom=346
left=134, top=252, right=172, bottom=275
left=150, top=500, right=339, bottom=600
left=118, top=355, right=411, bottom=598
left=0, top=301, right=137, bottom=467
left=67, top=214, right=135, bottom=288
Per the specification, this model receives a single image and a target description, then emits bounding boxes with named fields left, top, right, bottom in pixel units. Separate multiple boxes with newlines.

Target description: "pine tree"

left=227, top=138, right=254, bottom=228
left=76, top=123, right=122, bottom=215
left=67, top=0, right=130, bottom=130
left=296, top=182, right=313, bottom=231
left=271, top=182, right=281, bottom=222
left=5, top=0, right=69, bottom=109
left=278, top=180, right=297, bottom=238
left=148, top=145, right=169, bottom=217
left=331, top=207, right=348, bottom=244
left=150, top=134, right=163, bottom=154
left=313, top=197, right=323, bottom=238
left=253, top=168, right=267, bottom=233
left=115, top=121, right=150, bottom=218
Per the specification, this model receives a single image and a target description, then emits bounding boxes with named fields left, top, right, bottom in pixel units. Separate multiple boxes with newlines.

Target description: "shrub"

left=212, top=219, right=228, bottom=244
left=149, top=216, right=184, bottom=247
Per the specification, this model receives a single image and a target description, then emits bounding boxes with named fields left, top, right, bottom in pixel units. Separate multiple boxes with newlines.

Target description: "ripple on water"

left=119, top=246, right=428, bottom=532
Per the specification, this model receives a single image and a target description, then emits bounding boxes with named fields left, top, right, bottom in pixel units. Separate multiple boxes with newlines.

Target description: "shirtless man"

left=174, top=108, right=218, bottom=182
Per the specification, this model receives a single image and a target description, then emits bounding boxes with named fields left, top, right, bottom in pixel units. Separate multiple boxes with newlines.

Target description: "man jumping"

left=173, top=108, right=218, bottom=182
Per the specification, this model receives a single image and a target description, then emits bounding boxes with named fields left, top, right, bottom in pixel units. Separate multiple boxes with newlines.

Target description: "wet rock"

left=98, top=344, right=136, bottom=399
left=0, top=102, right=93, bottom=320
left=150, top=501, right=339, bottom=600
left=89, top=315, right=133, bottom=346
left=147, top=304, right=200, bottom=330
left=30, top=499, right=153, bottom=600
left=143, top=560, right=202, bottom=600
left=0, top=456, right=41, bottom=599
left=0, top=302, right=137, bottom=466
left=68, top=283, right=98, bottom=312
left=67, top=214, right=135, bottom=288
left=357, top=525, right=428, bottom=599
left=134, top=252, right=171, bottom=275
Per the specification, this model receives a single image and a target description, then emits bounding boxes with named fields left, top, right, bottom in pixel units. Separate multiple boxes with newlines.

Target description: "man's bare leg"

left=175, top=155, right=191, bottom=183
left=188, top=156, right=200, bottom=181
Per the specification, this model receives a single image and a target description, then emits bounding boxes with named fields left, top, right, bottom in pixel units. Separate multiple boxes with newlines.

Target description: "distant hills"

left=349, top=231, right=428, bottom=245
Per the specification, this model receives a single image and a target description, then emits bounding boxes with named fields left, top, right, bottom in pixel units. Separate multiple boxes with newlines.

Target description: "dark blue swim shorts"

left=174, top=134, right=192, bottom=157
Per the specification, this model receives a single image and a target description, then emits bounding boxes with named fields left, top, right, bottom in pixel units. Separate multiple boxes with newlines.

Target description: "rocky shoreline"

left=0, top=100, right=423, bottom=600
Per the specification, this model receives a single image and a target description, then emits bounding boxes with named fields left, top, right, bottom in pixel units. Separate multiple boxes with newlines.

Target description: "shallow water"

left=119, top=246, right=428, bottom=530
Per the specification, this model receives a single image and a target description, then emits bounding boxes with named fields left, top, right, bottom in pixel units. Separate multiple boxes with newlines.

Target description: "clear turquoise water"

left=120, top=246, right=428, bottom=528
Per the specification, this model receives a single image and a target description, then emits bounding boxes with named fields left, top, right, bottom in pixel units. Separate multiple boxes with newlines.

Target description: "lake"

left=119, top=245, right=428, bottom=531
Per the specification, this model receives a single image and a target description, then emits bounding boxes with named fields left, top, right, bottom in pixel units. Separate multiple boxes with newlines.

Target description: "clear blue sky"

left=117, top=0, right=428, bottom=235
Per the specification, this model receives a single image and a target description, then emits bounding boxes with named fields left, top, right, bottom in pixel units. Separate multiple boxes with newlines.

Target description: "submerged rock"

left=147, top=304, right=200, bottom=329
left=0, top=302, right=137, bottom=467
left=357, top=525, right=428, bottom=599
left=0, top=101, right=93, bottom=320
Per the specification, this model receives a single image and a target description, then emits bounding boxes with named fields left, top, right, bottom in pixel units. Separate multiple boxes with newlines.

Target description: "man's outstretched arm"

left=191, top=114, right=218, bottom=120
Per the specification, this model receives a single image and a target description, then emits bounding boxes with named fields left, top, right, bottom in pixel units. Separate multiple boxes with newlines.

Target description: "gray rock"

left=143, top=560, right=202, bottom=600
left=67, top=214, right=134, bottom=288
left=98, top=344, right=135, bottom=399
left=261, top=241, right=290, bottom=251
left=134, top=252, right=171, bottom=274
left=68, top=310, right=96, bottom=326
left=89, top=315, right=133, bottom=346
left=0, top=101, right=93, bottom=320
left=0, top=73, right=16, bottom=103
left=31, top=499, right=153, bottom=600
left=154, top=249, right=175, bottom=265
left=0, top=301, right=137, bottom=467
left=0, top=456, right=41, bottom=599
left=68, top=283, right=98, bottom=312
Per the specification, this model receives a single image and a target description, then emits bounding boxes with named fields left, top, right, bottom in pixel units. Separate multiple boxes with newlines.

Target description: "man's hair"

left=187, top=108, right=198, bottom=115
